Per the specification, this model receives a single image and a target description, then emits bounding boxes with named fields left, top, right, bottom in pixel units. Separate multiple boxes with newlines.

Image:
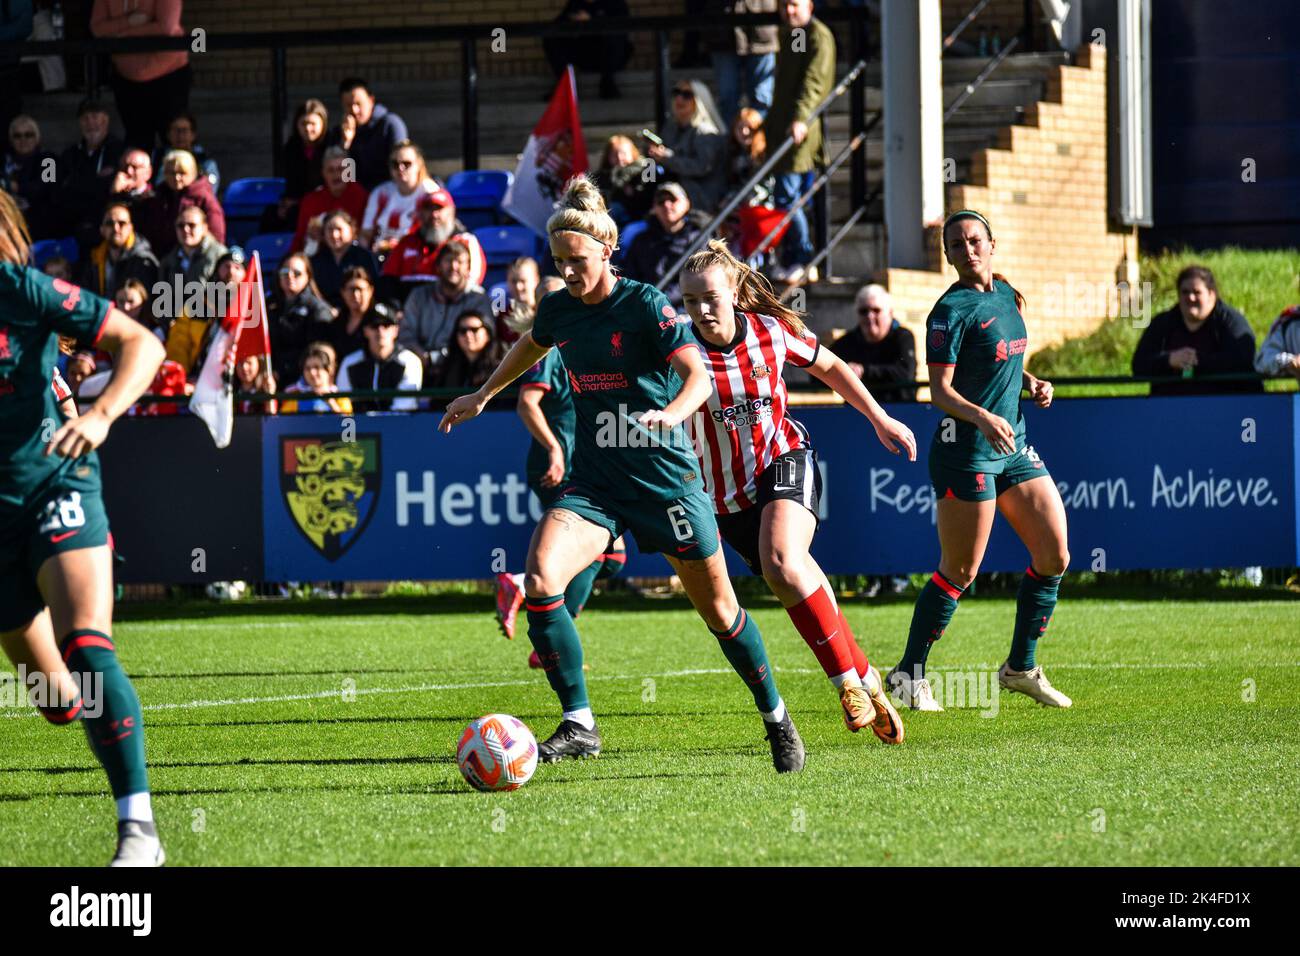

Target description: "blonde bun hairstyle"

left=546, top=175, right=619, bottom=253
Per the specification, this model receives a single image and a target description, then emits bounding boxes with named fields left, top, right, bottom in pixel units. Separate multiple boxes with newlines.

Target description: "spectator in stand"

left=646, top=80, right=728, bottom=213
left=293, top=146, right=369, bottom=253
left=270, top=99, right=330, bottom=234
left=360, top=140, right=440, bottom=257
left=80, top=199, right=160, bottom=300
left=41, top=255, right=73, bottom=281
left=158, top=206, right=226, bottom=288
left=594, top=135, right=655, bottom=229
left=543, top=0, right=632, bottom=100
left=765, top=0, right=834, bottom=282
left=280, top=342, right=353, bottom=414
left=235, top=353, right=276, bottom=415
left=1132, top=264, right=1261, bottom=396
left=709, top=0, right=778, bottom=125
left=727, top=107, right=770, bottom=200
left=310, top=209, right=379, bottom=308
left=152, top=110, right=219, bottom=192
left=113, top=278, right=165, bottom=342
left=325, top=78, right=409, bottom=191
left=165, top=246, right=245, bottom=377
left=1256, top=304, right=1300, bottom=381
left=109, top=148, right=155, bottom=207
left=137, top=149, right=225, bottom=255
left=434, top=309, right=505, bottom=390
left=269, top=252, right=336, bottom=386
left=57, top=99, right=124, bottom=253
left=399, top=242, right=492, bottom=375
left=4, top=115, right=56, bottom=239
left=90, top=0, right=192, bottom=152
left=338, top=307, right=423, bottom=413
left=622, top=182, right=708, bottom=308
left=380, top=186, right=486, bottom=299
left=828, top=284, right=917, bottom=403
left=496, top=256, right=541, bottom=343
left=330, top=266, right=380, bottom=361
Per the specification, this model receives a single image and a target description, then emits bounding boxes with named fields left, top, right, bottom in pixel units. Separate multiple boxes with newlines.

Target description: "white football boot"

left=885, top=667, right=944, bottom=712
left=109, top=820, right=166, bottom=867
left=997, top=662, right=1073, bottom=708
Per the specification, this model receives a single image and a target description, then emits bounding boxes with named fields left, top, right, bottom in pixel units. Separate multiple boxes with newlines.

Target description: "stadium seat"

left=488, top=280, right=510, bottom=309
left=447, top=170, right=513, bottom=228
left=614, top=220, right=648, bottom=264
left=31, top=236, right=80, bottom=268
left=223, top=177, right=286, bottom=246
left=246, top=232, right=294, bottom=275
left=475, top=225, right=542, bottom=268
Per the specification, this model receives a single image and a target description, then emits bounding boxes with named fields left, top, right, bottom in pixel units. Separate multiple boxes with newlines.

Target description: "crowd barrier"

left=97, top=394, right=1299, bottom=583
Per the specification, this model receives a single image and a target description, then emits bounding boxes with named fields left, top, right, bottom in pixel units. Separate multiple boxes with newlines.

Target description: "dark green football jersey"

left=529, top=278, right=703, bottom=501
left=518, top=348, right=576, bottom=490
left=0, top=264, right=111, bottom=527
left=925, top=279, right=1028, bottom=469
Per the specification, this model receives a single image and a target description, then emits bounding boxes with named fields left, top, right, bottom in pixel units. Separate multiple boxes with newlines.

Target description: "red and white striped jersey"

left=690, top=310, right=819, bottom=513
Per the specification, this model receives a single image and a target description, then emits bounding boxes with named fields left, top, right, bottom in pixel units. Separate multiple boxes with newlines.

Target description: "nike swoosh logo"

left=675, top=544, right=694, bottom=553
left=556, top=339, right=571, bottom=348
left=979, top=318, right=996, bottom=329
left=50, top=530, right=78, bottom=543
left=815, top=630, right=839, bottom=645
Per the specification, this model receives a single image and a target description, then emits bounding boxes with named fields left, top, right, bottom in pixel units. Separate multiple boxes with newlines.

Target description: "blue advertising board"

left=260, top=395, right=1298, bottom=580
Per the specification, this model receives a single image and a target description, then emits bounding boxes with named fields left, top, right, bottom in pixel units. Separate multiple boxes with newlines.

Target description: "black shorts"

left=715, top=448, right=821, bottom=574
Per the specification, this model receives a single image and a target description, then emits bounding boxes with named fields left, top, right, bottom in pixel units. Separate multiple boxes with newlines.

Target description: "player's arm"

left=928, top=363, right=1016, bottom=455
left=807, top=347, right=916, bottom=460
left=517, top=387, right=566, bottom=486
left=46, top=307, right=165, bottom=458
left=641, top=345, right=712, bottom=429
left=438, top=332, right=549, bottom=433
left=1022, top=368, right=1053, bottom=408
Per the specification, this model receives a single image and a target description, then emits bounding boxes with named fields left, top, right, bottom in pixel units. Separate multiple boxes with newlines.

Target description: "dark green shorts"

left=529, top=476, right=570, bottom=511
left=929, top=445, right=1052, bottom=502
left=548, top=483, right=720, bottom=560
left=0, top=483, right=110, bottom=632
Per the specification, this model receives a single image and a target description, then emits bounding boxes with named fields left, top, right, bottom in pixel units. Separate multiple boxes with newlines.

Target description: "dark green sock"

left=710, top=608, right=781, bottom=714
left=60, top=630, right=149, bottom=799
left=598, top=549, right=627, bottom=581
left=563, top=560, right=603, bottom=618
left=1008, top=566, right=1062, bottom=670
left=526, top=594, right=589, bottom=711
left=897, top=572, right=965, bottom=680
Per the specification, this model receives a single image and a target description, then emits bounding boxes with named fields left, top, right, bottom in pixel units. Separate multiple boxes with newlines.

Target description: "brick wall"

left=886, top=43, right=1138, bottom=361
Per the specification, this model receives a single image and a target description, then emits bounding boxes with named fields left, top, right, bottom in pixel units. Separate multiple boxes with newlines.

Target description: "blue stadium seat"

left=224, top=178, right=286, bottom=246
left=31, top=236, right=80, bottom=268
left=487, top=280, right=510, bottom=311
left=614, top=220, right=648, bottom=264
left=475, top=225, right=542, bottom=266
left=447, top=170, right=513, bottom=227
left=246, top=232, right=294, bottom=275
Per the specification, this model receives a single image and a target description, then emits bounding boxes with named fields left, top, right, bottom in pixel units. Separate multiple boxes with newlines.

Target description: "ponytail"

left=992, top=272, right=1026, bottom=313
left=682, top=240, right=808, bottom=338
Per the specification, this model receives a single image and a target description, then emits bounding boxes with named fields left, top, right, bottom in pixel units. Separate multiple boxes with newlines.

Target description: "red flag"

left=501, top=66, right=588, bottom=236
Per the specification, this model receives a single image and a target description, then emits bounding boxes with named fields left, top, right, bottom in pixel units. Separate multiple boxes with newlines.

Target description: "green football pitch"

left=2, top=590, right=1297, bottom=866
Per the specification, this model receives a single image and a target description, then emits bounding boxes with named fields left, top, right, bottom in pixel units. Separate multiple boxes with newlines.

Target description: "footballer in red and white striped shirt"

left=681, top=240, right=917, bottom=745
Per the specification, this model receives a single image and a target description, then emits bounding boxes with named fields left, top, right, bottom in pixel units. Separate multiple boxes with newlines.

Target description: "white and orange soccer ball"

left=455, top=714, right=539, bottom=792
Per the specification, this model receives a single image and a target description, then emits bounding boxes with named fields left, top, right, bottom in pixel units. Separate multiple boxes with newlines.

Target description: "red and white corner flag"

left=501, top=65, right=588, bottom=236
left=191, top=252, right=272, bottom=448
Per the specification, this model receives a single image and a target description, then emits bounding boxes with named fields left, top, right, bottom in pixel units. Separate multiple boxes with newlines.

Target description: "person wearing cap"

left=309, top=209, right=379, bottom=309
left=380, top=186, right=486, bottom=299
left=622, top=182, right=709, bottom=308
left=359, top=140, right=440, bottom=256
left=90, top=0, right=192, bottom=152
left=337, top=306, right=423, bottom=413
left=398, top=242, right=492, bottom=373
left=57, top=99, right=125, bottom=252
left=829, top=284, right=918, bottom=403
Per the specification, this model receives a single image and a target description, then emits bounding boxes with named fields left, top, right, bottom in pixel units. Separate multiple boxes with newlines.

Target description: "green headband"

left=943, top=209, right=992, bottom=237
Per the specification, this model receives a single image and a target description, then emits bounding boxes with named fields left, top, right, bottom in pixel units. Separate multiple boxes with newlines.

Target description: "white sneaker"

left=109, top=820, right=166, bottom=867
left=997, top=662, right=1072, bottom=708
left=885, top=667, right=944, bottom=712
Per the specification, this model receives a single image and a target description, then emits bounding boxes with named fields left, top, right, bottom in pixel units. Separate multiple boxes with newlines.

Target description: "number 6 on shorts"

left=667, top=504, right=693, bottom=542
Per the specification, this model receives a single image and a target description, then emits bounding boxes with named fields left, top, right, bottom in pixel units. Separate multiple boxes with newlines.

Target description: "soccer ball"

left=456, top=714, right=538, bottom=792
left=205, top=580, right=247, bottom=601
